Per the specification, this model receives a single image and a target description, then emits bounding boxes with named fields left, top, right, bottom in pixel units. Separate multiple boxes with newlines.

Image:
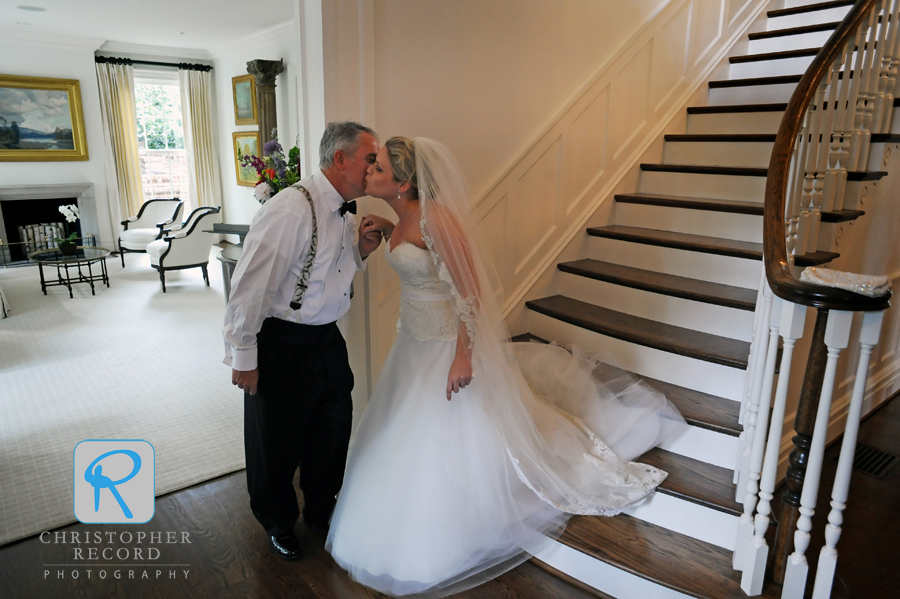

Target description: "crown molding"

left=0, top=28, right=105, bottom=51
left=210, top=21, right=295, bottom=57
left=97, top=41, right=212, bottom=61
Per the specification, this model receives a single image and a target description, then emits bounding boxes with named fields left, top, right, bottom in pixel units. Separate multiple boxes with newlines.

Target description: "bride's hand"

left=360, top=214, right=396, bottom=239
left=446, top=353, right=473, bottom=401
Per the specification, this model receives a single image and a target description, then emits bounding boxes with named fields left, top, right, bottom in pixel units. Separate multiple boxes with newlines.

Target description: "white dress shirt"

left=223, top=169, right=366, bottom=371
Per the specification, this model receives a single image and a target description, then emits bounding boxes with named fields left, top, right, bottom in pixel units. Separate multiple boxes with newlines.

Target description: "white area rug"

left=0, top=249, right=244, bottom=545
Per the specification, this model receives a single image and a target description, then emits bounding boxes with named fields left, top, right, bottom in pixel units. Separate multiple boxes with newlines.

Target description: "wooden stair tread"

left=870, top=132, right=900, bottom=142
left=767, top=0, right=854, bottom=19
left=820, top=209, right=865, bottom=222
left=794, top=250, right=841, bottom=266
left=730, top=47, right=821, bottom=63
left=709, top=74, right=802, bottom=88
left=641, top=163, right=886, bottom=181
left=511, top=334, right=742, bottom=436
left=641, top=448, right=741, bottom=515
left=687, top=103, right=786, bottom=114
left=615, top=192, right=764, bottom=215
left=558, top=259, right=757, bottom=311
left=587, top=225, right=763, bottom=261
left=642, top=163, right=767, bottom=176
left=664, top=133, right=776, bottom=142
left=525, top=295, right=750, bottom=369
left=748, top=21, right=839, bottom=41
left=556, top=513, right=784, bottom=599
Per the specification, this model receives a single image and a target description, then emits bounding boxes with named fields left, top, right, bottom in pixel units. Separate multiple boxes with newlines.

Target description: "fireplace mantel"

left=0, top=183, right=99, bottom=246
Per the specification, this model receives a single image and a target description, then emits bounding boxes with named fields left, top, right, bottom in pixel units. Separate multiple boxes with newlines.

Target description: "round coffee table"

left=28, top=247, right=112, bottom=298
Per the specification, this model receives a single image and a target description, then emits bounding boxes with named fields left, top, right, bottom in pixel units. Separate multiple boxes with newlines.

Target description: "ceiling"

left=2, top=0, right=294, bottom=55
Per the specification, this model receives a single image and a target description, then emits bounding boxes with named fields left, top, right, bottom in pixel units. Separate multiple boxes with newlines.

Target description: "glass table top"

left=28, top=247, right=112, bottom=264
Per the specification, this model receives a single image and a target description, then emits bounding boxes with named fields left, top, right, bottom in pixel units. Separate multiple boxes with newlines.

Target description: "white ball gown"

left=325, top=241, right=687, bottom=598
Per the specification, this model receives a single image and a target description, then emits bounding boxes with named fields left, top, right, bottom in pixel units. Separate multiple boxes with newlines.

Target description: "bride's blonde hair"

left=385, top=136, right=418, bottom=198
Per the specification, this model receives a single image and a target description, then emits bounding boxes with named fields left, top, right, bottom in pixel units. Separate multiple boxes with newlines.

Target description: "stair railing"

left=732, top=1, right=896, bottom=597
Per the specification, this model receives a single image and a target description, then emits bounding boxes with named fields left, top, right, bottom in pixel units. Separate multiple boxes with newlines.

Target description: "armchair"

left=146, top=206, right=222, bottom=292
left=118, top=198, right=184, bottom=267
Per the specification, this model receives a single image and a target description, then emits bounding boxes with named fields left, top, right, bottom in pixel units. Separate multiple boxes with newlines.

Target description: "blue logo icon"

left=74, top=440, right=154, bottom=524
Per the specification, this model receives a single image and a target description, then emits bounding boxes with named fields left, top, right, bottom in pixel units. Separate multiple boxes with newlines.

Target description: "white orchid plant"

left=56, top=204, right=81, bottom=245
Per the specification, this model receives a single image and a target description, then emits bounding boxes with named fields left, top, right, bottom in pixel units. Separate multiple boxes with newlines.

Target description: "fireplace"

left=0, top=183, right=98, bottom=265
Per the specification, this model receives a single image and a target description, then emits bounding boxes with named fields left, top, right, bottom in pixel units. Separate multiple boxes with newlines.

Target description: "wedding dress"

left=325, top=139, right=686, bottom=597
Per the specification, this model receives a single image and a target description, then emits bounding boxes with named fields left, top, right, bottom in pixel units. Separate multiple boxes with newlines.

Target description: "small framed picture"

left=232, top=74, right=257, bottom=126
left=0, top=74, right=89, bottom=162
left=233, top=130, right=261, bottom=187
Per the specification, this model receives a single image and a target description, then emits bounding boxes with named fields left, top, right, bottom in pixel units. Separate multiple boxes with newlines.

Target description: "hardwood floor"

left=0, top=395, right=895, bottom=599
left=0, top=472, right=602, bottom=599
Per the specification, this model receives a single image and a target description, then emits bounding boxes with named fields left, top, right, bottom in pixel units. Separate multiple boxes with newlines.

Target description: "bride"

left=325, top=137, right=686, bottom=597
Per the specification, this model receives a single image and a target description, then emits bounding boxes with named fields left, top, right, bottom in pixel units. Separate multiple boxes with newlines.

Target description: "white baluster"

left=781, top=310, right=854, bottom=599
left=848, top=9, right=879, bottom=170
left=742, top=301, right=808, bottom=596
left=857, top=2, right=887, bottom=169
left=736, top=284, right=773, bottom=497
left=811, top=310, right=886, bottom=599
left=741, top=268, right=769, bottom=428
left=879, top=1, right=900, bottom=131
left=734, top=294, right=783, bottom=570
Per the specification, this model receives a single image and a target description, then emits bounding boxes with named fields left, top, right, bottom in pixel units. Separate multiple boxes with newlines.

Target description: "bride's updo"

left=385, top=136, right=418, bottom=198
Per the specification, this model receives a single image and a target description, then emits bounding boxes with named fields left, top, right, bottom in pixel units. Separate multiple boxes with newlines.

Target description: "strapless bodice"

left=384, top=242, right=458, bottom=341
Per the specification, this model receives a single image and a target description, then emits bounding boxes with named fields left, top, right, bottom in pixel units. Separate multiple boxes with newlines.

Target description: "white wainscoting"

left=365, top=0, right=771, bottom=380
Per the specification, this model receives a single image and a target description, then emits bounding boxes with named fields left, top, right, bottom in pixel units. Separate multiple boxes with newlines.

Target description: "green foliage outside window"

left=135, top=83, right=184, bottom=150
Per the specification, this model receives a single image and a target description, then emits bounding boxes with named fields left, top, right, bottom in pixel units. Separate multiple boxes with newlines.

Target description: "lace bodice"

left=384, top=242, right=458, bottom=342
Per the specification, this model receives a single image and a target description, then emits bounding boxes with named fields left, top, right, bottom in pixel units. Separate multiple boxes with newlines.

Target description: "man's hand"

left=358, top=214, right=394, bottom=259
left=232, top=368, right=259, bottom=396
left=358, top=227, right=383, bottom=259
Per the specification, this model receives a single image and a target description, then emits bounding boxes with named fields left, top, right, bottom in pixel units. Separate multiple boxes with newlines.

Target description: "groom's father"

left=223, top=121, right=381, bottom=560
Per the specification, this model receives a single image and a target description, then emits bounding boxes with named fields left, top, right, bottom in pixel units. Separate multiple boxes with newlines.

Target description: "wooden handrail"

left=764, top=0, right=892, bottom=311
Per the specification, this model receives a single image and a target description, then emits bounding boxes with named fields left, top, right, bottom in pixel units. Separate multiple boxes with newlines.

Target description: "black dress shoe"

left=269, top=532, right=302, bottom=560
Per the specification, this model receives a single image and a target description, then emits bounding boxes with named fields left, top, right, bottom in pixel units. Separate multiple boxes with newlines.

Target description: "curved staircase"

left=517, top=1, right=887, bottom=596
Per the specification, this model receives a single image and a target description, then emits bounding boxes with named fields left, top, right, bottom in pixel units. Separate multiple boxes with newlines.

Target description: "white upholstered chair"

left=118, top=198, right=184, bottom=267
left=146, top=206, right=221, bottom=292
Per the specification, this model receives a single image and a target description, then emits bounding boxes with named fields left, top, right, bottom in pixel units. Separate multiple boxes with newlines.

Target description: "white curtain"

left=178, top=68, right=222, bottom=208
left=95, top=60, right=145, bottom=225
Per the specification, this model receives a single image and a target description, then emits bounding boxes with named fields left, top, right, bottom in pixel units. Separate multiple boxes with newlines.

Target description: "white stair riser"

left=527, top=310, right=747, bottom=401
left=664, top=140, right=774, bottom=168
left=623, top=490, right=739, bottom=549
left=766, top=7, right=853, bottom=31
left=535, top=541, right=695, bottom=599
left=748, top=30, right=835, bottom=54
left=587, top=236, right=761, bottom=289
left=660, top=423, right=740, bottom=469
left=557, top=272, right=755, bottom=342
left=866, top=141, right=894, bottom=171
left=783, top=0, right=842, bottom=8
left=640, top=170, right=766, bottom=202
left=729, top=55, right=814, bottom=79
left=686, top=111, right=784, bottom=134
left=615, top=202, right=763, bottom=243
left=709, top=81, right=797, bottom=105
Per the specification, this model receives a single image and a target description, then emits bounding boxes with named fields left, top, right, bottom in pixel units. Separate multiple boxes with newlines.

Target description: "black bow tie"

left=339, top=201, right=357, bottom=216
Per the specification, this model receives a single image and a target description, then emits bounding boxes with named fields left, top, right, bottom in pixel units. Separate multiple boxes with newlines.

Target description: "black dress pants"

left=244, top=317, right=354, bottom=537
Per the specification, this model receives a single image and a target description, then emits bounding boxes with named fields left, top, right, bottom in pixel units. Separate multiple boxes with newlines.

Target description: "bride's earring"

left=397, top=189, right=402, bottom=199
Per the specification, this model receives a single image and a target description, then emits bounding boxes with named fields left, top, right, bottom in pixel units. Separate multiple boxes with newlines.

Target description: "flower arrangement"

left=238, top=129, right=301, bottom=205
left=56, top=204, right=80, bottom=245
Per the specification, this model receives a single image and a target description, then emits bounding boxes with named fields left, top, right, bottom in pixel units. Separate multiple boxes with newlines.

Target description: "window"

left=134, top=75, right=191, bottom=211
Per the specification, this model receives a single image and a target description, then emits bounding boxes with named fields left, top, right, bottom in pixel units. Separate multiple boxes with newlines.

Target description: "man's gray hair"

left=318, top=121, right=378, bottom=169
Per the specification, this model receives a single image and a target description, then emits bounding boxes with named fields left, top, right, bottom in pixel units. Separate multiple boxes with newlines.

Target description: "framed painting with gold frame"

left=0, top=74, right=88, bottom=162
left=232, top=74, right=257, bottom=126
left=233, top=130, right=261, bottom=187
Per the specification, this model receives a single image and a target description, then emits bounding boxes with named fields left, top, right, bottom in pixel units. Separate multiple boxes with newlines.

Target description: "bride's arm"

left=429, top=206, right=478, bottom=401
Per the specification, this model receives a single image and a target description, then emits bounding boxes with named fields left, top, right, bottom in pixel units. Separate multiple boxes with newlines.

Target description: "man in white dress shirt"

left=223, top=121, right=388, bottom=560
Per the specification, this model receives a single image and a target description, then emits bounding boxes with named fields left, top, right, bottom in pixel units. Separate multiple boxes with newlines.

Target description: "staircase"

left=518, top=1, right=887, bottom=597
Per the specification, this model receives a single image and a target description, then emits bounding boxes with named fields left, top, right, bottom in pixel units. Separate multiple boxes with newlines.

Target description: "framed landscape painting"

left=233, top=130, right=261, bottom=187
left=232, top=74, right=257, bottom=126
left=0, top=74, right=88, bottom=161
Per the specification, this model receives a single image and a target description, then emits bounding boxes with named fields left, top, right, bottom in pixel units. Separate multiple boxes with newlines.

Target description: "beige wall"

left=306, top=0, right=774, bottom=412
left=210, top=23, right=299, bottom=236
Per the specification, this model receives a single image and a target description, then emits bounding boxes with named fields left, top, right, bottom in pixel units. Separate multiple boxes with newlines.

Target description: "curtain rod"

left=95, top=56, right=212, bottom=72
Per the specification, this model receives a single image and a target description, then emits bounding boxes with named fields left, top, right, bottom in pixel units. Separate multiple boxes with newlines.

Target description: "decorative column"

left=246, top=59, right=284, bottom=148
